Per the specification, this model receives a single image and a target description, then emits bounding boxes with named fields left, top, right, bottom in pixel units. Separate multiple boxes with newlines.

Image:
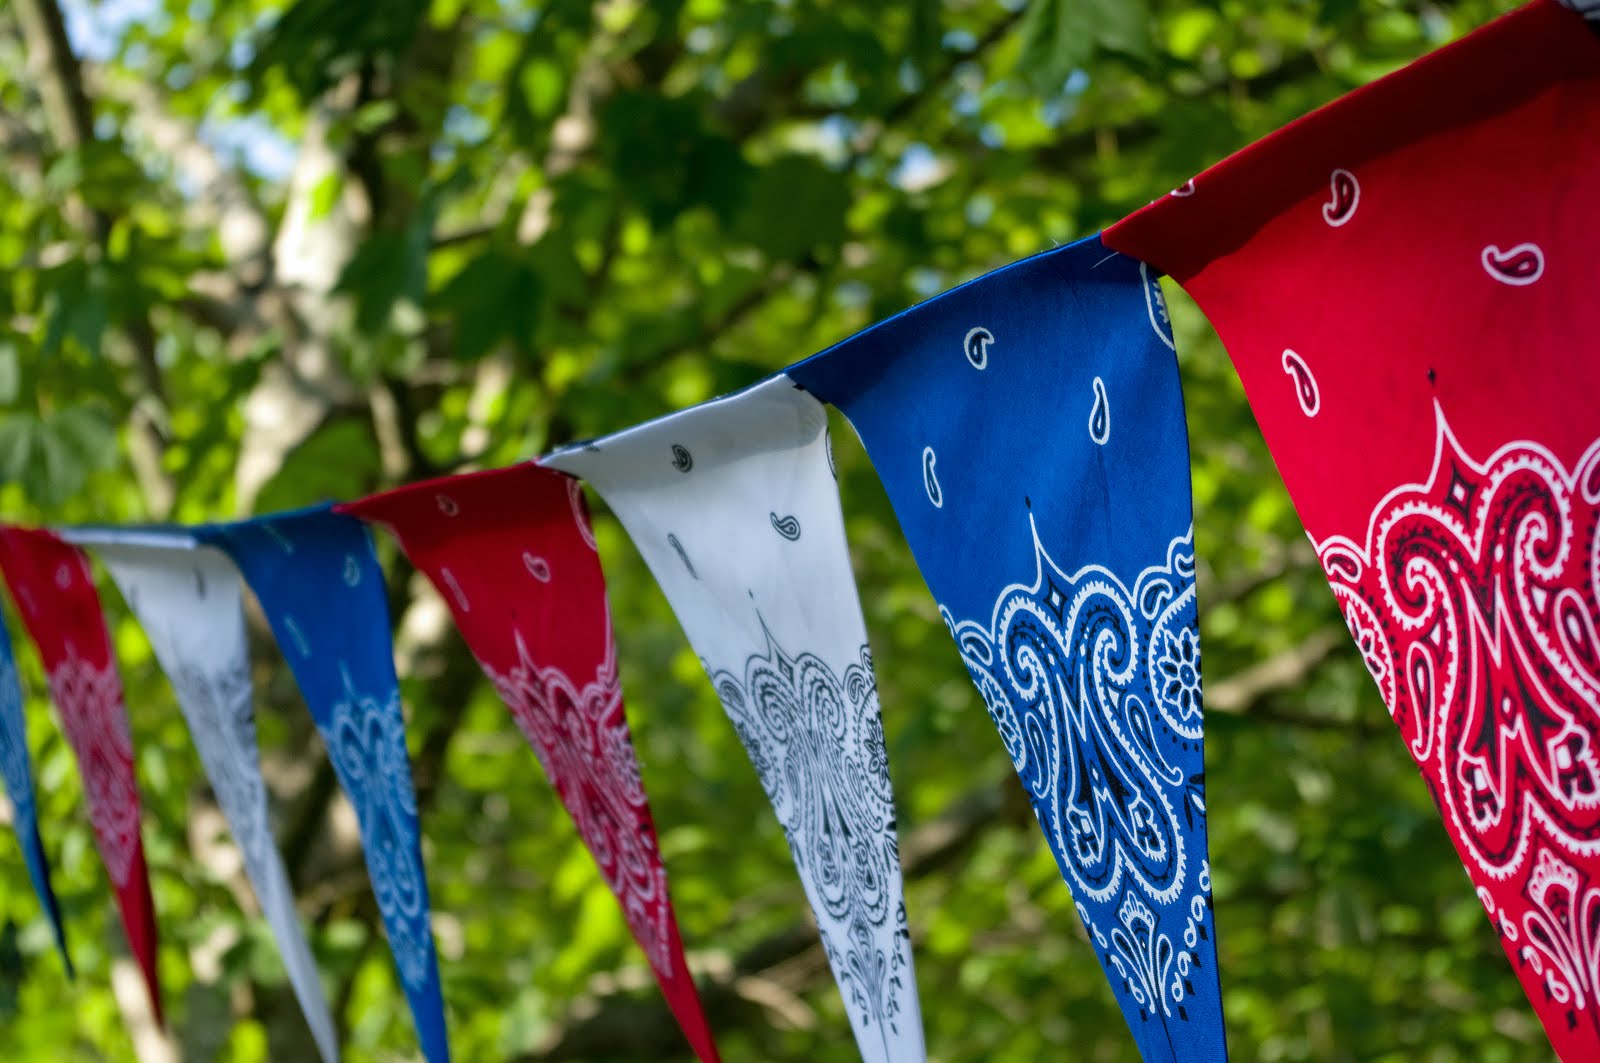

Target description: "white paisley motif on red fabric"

left=1317, top=404, right=1600, bottom=1033
left=49, top=650, right=141, bottom=887
left=482, top=619, right=672, bottom=975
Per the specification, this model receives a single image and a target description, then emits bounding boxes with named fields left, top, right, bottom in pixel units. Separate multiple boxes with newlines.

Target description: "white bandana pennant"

left=64, top=529, right=339, bottom=1062
left=545, top=376, right=926, bottom=1063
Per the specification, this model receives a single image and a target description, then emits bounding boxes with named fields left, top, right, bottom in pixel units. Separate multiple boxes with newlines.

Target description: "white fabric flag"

left=62, top=530, right=339, bottom=1063
left=544, top=376, right=926, bottom=1063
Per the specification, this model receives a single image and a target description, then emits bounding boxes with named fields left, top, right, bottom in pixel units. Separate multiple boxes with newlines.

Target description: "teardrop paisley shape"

left=1322, top=168, right=1359, bottom=226
left=769, top=513, right=802, bottom=541
left=1089, top=377, right=1111, bottom=444
left=1481, top=242, right=1545, bottom=286
left=1280, top=349, right=1321, bottom=416
left=922, top=447, right=943, bottom=508
left=964, top=327, right=993, bottom=370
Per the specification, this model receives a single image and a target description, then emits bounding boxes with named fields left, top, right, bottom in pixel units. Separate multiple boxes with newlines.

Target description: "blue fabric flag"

left=0, top=606, right=71, bottom=973
left=198, top=505, right=448, bottom=1062
left=787, top=234, right=1225, bottom=1061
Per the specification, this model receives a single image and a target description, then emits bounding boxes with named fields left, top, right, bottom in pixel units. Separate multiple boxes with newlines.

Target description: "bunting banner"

left=0, top=526, right=161, bottom=1019
left=195, top=506, right=448, bottom=1062
left=788, top=234, right=1224, bottom=1062
left=0, top=604, right=71, bottom=972
left=339, top=464, right=721, bottom=1063
left=60, top=529, right=339, bottom=1062
left=544, top=377, right=927, bottom=1063
left=1102, top=2, right=1600, bottom=1059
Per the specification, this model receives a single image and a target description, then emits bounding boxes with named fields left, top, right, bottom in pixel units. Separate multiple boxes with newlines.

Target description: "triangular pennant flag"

left=544, top=377, right=927, bottom=1063
left=787, top=234, right=1224, bottom=1062
left=195, top=506, right=448, bottom=1062
left=0, top=526, right=161, bottom=1020
left=0, top=603, right=71, bottom=972
left=61, top=529, right=339, bottom=1061
left=340, top=463, right=721, bottom=1062
left=1102, top=3, right=1600, bottom=1058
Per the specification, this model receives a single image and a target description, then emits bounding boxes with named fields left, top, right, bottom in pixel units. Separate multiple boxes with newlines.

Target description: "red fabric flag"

left=340, top=464, right=720, bottom=1062
left=0, top=526, right=161, bottom=1021
left=1105, top=2, right=1600, bottom=1057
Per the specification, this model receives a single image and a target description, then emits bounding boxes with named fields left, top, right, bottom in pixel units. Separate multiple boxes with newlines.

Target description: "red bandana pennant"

left=340, top=465, right=720, bottom=1062
left=0, top=526, right=162, bottom=1022
left=1105, top=2, right=1600, bottom=1057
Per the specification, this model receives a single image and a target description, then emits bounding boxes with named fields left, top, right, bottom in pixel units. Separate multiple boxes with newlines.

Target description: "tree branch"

left=1205, top=628, right=1349, bottom=715
left=518, top=784, right=1018, bottom=1060
left=12, top=0, right=103, bottom=236
left=11, top=0, right=174, bottom=516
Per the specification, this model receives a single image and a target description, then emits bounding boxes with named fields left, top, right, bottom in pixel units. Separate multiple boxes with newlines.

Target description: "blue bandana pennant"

left=0, top=606, right=71, bottom=973
left=197, top=505, right=448, bottom=1062
left=787, top=234, right=1225, bottom=1062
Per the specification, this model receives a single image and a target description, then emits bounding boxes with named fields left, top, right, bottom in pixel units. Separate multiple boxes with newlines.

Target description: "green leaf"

left=599, top=91, right=751, bottom=225
left=437, top=251, right=544, bottom=362
left=38, top=262, right=109, bottom=359
left=0, top=342, right=18, bottom=404
left=253, top=419, right=379, bottom=514
left=733, top=155, right=852, bottom=261
left=0, top=405, right=117, bottom=506
left=1017, top=0, right=1152, bottom=92
left=519, top=60, right=565, bottom=119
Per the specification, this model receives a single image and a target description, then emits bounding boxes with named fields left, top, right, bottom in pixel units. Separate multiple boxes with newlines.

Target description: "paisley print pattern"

left=340, top=461, right=720, bottom=1063
left=943, top=522, right=1217, bottom=1057
left=1318, top=410, right=1600, bottom=1041
left=0, top=526, right=161, bottom=1017
left=710, top=629, right=914, bottom=1061
left=0, top=623, right=67, bottom=965
left=1321, top=167, right=1359, bottom=227
left=170, top=658, right=271, bottom=876
left=0, top=645, right=33, bottom=824
left=326, top=665, right=435, bottom=991
left=50, top=651, right=142, bottom=887
left=483, top=628, right=674, bottom=975
left=542, top=377, right=925, bottom=1061
left=1480, top=242, right=1545, bottom=286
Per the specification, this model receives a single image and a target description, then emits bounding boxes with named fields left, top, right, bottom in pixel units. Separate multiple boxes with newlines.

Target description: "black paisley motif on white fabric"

left=170, top=658, right=274, bottom=885
left=710, top=629, right=914, bottom=1061
left=942, top=523, right=1218, bottom=1057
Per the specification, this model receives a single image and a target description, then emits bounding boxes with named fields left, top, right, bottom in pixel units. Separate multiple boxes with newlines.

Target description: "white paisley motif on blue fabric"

left=941, top=522, right=1216, bottom=1054
left=326, top=665, right=433, bottom=990
left=710, top=627, right=915, bottom=1062
left=0, top=649, right=33, bottom=823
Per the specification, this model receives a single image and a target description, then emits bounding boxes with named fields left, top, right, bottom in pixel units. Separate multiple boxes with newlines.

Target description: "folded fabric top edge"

left=55, top=525, right=201, bottom=551
left=540, top=373, right=823, bottom=482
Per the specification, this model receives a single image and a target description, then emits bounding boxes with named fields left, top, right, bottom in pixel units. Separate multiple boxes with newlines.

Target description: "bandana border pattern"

left=0, top=648, right=33, bottom=826
left=709, top=627, right=913, bottom=1061
left=1318, top=408, right=1600, bottom=1038
left=481, top=623, right=675, bottom=976
left=942, top=522, right=1216, bottom=1055
left=49, top=650, right=141, bottom=888
left=325, top=664, right=436, bottom=991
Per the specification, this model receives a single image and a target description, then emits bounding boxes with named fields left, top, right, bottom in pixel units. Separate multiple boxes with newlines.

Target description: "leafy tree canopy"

left=0, top=0, right=1543, bottom=1059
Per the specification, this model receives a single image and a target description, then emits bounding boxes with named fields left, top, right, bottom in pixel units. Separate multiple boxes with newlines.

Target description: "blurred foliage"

left=0, top=0, right=1552, bottom=1061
